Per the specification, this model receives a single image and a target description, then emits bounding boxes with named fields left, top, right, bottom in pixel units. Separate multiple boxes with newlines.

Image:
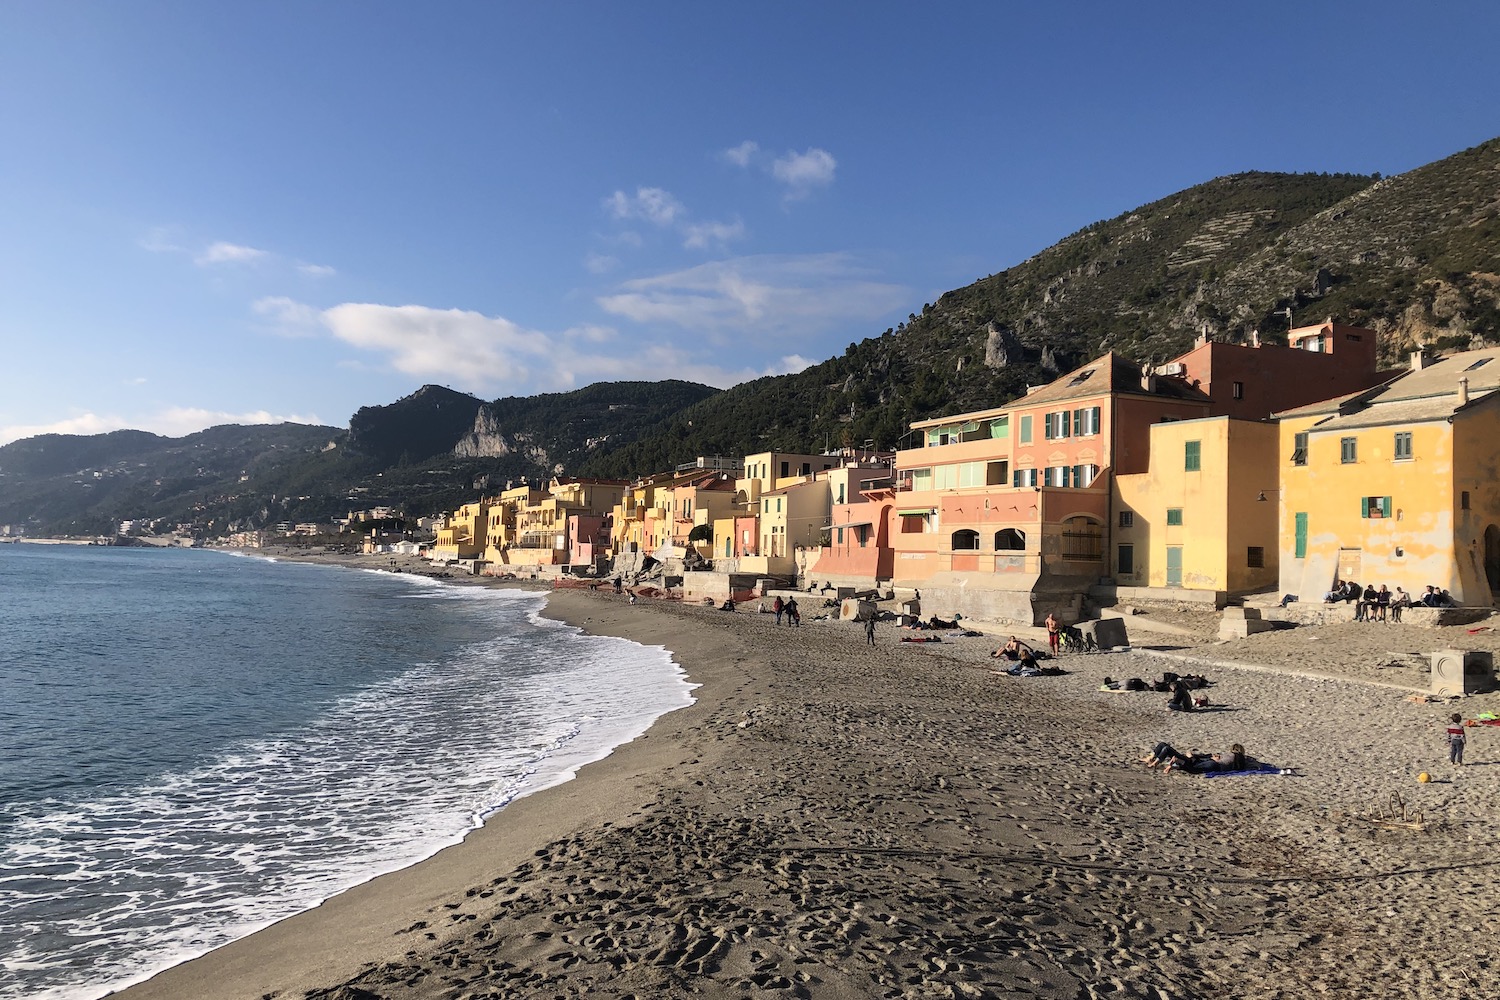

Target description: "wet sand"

left=111, top=564, right=1500, bottom=999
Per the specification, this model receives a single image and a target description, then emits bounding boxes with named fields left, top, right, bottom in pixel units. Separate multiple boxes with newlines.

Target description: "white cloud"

left=124, top=376, right=147, bottom=385
left=253, top=296, right=323, bottom=336
left=0, top=407, right=325, bottom=447
left=604, top=187, right=684, bottom=226
left=772, top=147, right=837, bottom=197
left=682, top=217, right=746, bottom=250
left=198, top=241, right=269, bottom=265
left=722, top=140, right=759, bottom=167
left=138, top=227, right=185, bottom=254
left=297, top=262, right=336, bottom=278
left=311, top=301, right=804, bottom=397
left=597, top=253, right=906, bottom=340
left=322, top=303, right=553, bottom=390
left=584, top=252, right=620, bottom=274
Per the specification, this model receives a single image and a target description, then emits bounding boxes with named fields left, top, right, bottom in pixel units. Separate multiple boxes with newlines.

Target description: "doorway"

left=1165, top=546, right=1182, bottom=588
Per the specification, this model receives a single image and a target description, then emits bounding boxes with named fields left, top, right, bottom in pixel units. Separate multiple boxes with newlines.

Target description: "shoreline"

left=109, top=565, right=745, bottom=1000
left=111, top=554, right=1500, bottom=999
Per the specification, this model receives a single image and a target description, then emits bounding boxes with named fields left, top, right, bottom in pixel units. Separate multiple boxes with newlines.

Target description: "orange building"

left=1164, top=319, right=1383, bottom=421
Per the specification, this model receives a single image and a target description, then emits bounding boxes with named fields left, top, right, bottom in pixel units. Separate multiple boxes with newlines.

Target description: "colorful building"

left=1277, top=347, right=1500, bottom=605
left=1112, top=416, right=1279, bottom=595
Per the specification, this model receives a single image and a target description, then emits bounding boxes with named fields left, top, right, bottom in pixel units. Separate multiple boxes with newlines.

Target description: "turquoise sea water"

left=0, top=545, right=694, bottom=1000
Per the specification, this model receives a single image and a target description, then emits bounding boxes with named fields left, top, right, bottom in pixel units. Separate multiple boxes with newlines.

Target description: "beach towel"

left=901, top=636, right=942, bottom=643
left=1203, top=763, right=1286, bottom=778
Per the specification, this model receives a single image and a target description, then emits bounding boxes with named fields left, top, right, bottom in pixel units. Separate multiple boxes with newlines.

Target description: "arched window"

left=951, top=529, right=981, bottom=551
left=995, top=528, right=1026, bottom=551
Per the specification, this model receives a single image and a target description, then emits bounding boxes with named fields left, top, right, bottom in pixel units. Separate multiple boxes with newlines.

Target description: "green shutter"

left=1294, top=512, right=1307, bottom=559
left=1382, top=496, right=1392, bottom=517
left=1073, top=410, right=1082, bottom=436
left=1185, top=440, right=1200, bottom=471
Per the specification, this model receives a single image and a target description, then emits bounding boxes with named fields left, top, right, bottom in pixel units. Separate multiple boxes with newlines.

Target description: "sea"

left=0, top=544, right=695, bottom=1000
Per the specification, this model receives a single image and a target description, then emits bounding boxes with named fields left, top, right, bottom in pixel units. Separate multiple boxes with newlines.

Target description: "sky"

left=1, top=2, right=1497, bottom=447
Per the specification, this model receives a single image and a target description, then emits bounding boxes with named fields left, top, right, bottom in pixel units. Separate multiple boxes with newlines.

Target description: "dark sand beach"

left=111, top=562, right=1500, bottom=999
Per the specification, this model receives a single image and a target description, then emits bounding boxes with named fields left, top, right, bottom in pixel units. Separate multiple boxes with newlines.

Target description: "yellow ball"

left=1418, top=772, right=1432, bottom=783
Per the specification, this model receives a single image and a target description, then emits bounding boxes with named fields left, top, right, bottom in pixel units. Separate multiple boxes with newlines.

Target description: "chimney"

left=1459, top=377, right=1470, bottom=406
left=1249, top=328, right=1261, bottom=348
left=1411, top=350, right=1428, bottom=371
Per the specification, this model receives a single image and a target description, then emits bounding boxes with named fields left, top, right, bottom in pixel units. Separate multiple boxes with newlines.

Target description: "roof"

left=1014, top=352, right=1210, bottom=409
left=1293, top=347, right=1500, bottom=431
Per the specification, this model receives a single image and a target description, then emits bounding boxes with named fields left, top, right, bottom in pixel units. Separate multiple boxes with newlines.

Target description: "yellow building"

left=1277, top=347, right=1500, bottom=605
left=1113, top=416, right=1279, bottom=597
left=430, top=500, right=489, bottom=562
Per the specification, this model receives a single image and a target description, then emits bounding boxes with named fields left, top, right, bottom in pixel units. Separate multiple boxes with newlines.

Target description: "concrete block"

left=1219, top=619, right=1277, bottom=640
left=840, top=598, right=877, bottom=622
left=1080, top=618, right=1128, bottom=649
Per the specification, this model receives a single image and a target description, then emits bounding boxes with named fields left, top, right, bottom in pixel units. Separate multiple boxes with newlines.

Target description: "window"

left=1166, top=508, right=1183, bottom=526
left=1044, top=466, right=1070, bottom=487
left=1247, top=546, right=1265, bottom=568
left=1292, top=432, right=1309, bottom=466
left=951, top=529, right=980, bottom=551
left=1394, top=431, right=1413, bottom=461
left=1013, top=468, right=1037, bottom=488
left=855, top=526, right=869, bottom=548
left=1119, top=510, right=1134, bottom=528
left=1073, top=406, right=1101, bottom=436
left=1117, top=544, right=1135, bottom=576
left=835, top=528, right=844, bottom=545
left=1463, top=491, right=1471, bottom=510
left=1019, top=415, right=1033, bottom=444
left=1362, top=496, right=1391, bottom=519
left=900, top=514, right=925, bottom=534
left=1340, top=437, right=1357, bottom=464
left=1185, top=440, right=1201, bottom=471
left=1466, top=357, right=1492, bottom=371
left=837, top=484, right=846, bottom=504
left=1044, top=411, right=1071, bottom=440
left=995, top=528, right=1025, bottom=551
left=1232, top=381, right=1244, bottom=400
left=780, top=461, right=789, bottom=478
left=1073, top=464, right=1098, bottom=487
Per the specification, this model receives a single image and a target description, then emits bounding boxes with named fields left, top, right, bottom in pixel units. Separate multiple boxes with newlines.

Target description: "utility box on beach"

left=1430, top=649, right=1495, bottom=697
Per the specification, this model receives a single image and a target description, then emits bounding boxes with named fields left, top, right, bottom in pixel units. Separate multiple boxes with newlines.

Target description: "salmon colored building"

left=1163, top=319, right=1382, bottom=422
left=867, top=353, right=1212, bottom=621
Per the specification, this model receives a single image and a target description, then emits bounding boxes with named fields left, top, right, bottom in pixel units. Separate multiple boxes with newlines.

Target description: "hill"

left=582, top=137, right=1500, bottom=475
left=0, top=381, right=718, bottom=536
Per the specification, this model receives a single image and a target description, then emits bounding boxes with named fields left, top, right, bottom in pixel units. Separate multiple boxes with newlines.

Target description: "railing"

left=1060, top=530, right=1103, bottom=561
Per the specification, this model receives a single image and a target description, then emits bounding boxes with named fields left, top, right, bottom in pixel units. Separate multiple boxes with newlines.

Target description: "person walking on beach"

left=865, top=612, right=877, bottom=646
left=1044, top=611, right=1061, bottom=655
left=786, top=597, right=800, bottom=627
left=1446, top=713, right=1467, bottom=765
left=773, top=595, right=784, bottom=625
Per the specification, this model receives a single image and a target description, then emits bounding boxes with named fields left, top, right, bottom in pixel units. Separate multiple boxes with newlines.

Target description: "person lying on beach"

left=1140, top=743, right=1254, bottom=773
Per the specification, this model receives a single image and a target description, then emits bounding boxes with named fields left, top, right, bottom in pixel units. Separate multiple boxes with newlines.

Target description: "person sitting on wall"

left=1323, top=579, right=1344, bottom=603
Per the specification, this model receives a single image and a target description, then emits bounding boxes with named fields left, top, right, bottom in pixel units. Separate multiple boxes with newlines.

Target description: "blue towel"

left=1203, top=763, right=1284, bottom=778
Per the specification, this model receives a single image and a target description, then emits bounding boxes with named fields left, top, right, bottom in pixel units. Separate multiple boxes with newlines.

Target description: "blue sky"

left=2, top=2, right=1497, bottom=446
